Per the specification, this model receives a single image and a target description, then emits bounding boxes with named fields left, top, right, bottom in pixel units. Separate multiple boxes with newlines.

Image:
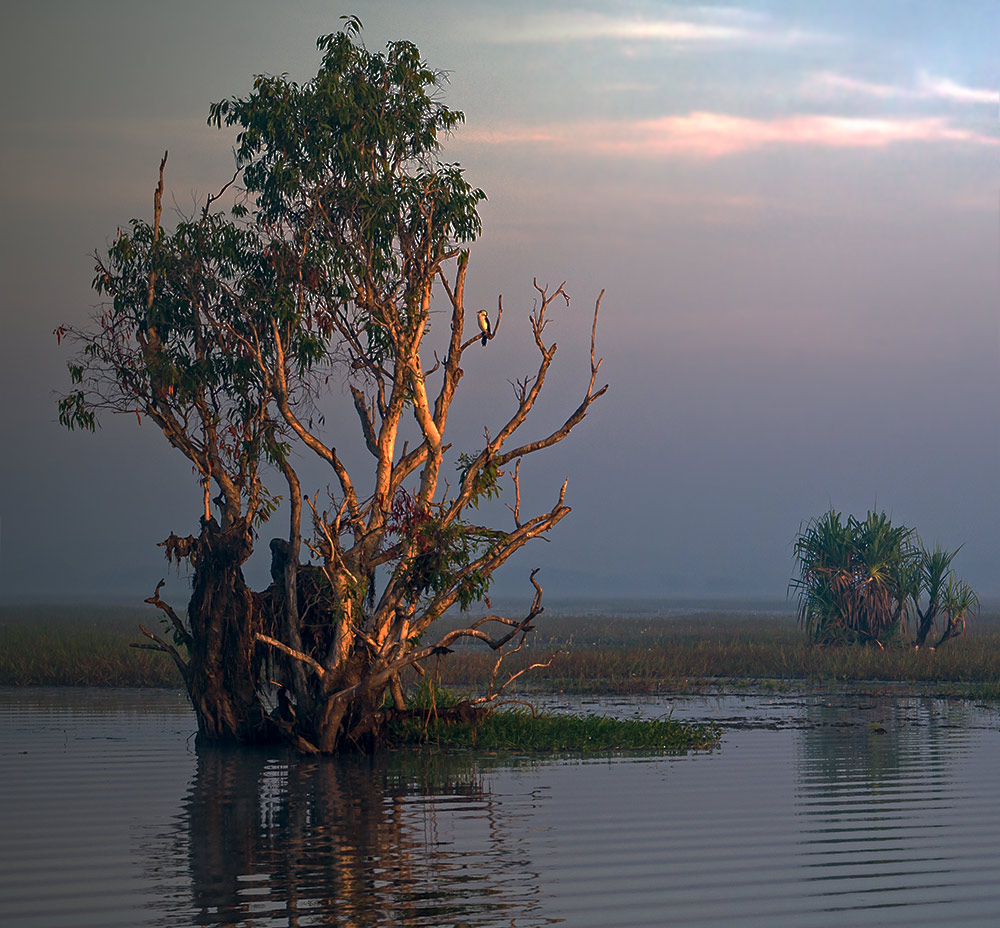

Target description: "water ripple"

left=4, top=688, right=1000, bottom=926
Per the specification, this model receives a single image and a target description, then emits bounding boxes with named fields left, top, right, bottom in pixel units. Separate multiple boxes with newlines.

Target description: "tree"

left=791, top=508, right=978, bottom=648
left=57, top=23, right=607, bottom=752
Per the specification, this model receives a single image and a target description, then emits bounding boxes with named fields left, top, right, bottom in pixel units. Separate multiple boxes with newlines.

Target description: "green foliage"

left=938, top=574, right=980, bottom=646
left=791, top=509, right=977, bottom=647
left=59, top=22, right=489, bottom=516
left=389, top=708, right=721, bottom=752
left=389, top=488, right=507, bottom=609
left=207, top=27, right=485, bottom=326
left=456, top=451, right=502, bottom=509
left=381, top=453, right=506, bottom=611
left=57, top=389, right=95, bottom=431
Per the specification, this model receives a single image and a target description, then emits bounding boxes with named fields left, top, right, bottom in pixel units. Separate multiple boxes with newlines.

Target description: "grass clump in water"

left=389, top=706, right=720, bottom=752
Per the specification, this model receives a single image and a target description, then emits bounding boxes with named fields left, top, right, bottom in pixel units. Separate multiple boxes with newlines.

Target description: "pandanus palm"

left=851, top=510, right=918, bottom=644
left=791, top=509, right=974, bottom=648
left=914, top=546, right=959, bottom=648
left=936, top=576, right=979, bottom=648
left=791, top=509, right=856, bottom=644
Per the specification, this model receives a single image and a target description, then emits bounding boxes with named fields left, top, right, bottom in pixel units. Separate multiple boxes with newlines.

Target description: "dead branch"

left=497, top=290, right=607, bottom=466
left=131, top=623, right=190, bottom=681
left=350, top=385, right=379, bottom=457
left=255, top=633, right=327, bottom=678
left=145, top=152, right=167, bottom=311
left=505, top=459, right=523, bottom=527
left=417, top=493, right=568, bottom=635
left=476, top=656, right=556, bottom=705
left=201, top=164, right=242, bottom=220
left=144, top=578, right=192, bottom=648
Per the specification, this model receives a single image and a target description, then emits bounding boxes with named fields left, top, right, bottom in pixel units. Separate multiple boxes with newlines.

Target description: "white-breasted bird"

left=477, top=309, right=492, bottom=346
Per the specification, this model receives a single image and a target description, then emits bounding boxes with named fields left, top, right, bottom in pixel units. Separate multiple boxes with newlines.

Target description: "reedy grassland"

left=432, top=612, right=1000, bottom=699
left=0, top=606, right=185, bottom=687
left=5, top=604, right=1000, bottom=697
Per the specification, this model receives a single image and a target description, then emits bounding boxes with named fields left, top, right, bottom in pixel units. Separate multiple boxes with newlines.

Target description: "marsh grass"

left=0, top=606, right=182, bottom=687
left=430, top=611, right=1000, bottom=695
left=4, top=604, right=1000, bottom=695
left=389, top=708, right=720, bottom=752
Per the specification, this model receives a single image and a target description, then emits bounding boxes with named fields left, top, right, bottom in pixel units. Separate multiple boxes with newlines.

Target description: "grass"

left=389, top=708, right=720, bottom=752
left=0, top=605, right=183, bottom=687
left=430, top=610, right=1000, bottom=696
left=4, top=604, right=1000, bottom=697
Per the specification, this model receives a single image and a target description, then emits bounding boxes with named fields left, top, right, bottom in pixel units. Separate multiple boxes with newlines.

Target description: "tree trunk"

left=185, top=519, right=270, bottom=743
left=915, top=606, right=937, bottom=648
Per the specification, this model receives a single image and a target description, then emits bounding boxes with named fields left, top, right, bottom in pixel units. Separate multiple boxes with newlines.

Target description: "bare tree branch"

left=256, top=633, right=327, bottom=678
left=350, top=385, right=379, bottom=457
left=144, top=579, right=192, bottom=649
left=131, top=623, right=190, bottom=681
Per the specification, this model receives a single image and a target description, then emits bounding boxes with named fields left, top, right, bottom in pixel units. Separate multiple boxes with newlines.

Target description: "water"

left=2, top=687, right=1000, bottom=927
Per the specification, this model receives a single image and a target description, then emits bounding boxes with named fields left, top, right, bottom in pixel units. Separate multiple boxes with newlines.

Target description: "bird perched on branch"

left=269, top=684, right=296, bottom=726
left=477, top=309, right=492, bottom=346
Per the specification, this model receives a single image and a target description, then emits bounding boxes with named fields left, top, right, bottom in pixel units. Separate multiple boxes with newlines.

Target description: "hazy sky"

left=1, top=1, right=998, bottom=604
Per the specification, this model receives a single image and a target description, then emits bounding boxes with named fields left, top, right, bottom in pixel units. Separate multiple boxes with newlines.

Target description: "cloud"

left=805, top=70, right=998, bottom=106
left=917, top=72, right=998, bottom=106
left=486, top=9, right=830, bottom=48
left=461, top=112, right=998, bottom=159
left=804, top=72, right=911, bottom=101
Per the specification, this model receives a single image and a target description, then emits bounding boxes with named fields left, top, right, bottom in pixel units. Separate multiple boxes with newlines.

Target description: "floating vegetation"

left=389, top=706, right=720, bottom=752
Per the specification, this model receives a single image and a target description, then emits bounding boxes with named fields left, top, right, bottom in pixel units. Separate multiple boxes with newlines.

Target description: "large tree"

left=57, top=23, right=606, bottom=752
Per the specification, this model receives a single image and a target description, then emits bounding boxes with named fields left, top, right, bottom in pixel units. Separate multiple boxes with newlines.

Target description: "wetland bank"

left=8, top=601, right=1000, bottom=696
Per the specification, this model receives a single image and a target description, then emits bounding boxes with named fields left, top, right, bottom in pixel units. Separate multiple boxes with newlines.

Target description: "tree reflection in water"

left=793, top=691, right=976, bottom=910
left=797, top=692, right=973, bottom=792
left=178, top=746, right=548, bottom=927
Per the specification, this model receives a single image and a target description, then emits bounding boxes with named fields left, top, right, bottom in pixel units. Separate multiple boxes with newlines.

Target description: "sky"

left=1, top=0, right=998, bottom=606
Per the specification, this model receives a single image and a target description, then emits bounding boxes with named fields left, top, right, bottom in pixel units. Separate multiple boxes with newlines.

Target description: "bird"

left=275, top=685, right=297, bottom=726
left=477, top=309, right=491, bottom=346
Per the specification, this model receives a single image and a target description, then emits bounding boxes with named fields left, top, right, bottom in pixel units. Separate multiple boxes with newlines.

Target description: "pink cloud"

left=489, top=11, right=830, bottom=48
left=461, top=112, right=999, bottom=159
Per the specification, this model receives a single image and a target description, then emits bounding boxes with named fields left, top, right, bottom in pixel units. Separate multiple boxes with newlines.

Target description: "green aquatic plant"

left=389, top=706, right=720, bottom=752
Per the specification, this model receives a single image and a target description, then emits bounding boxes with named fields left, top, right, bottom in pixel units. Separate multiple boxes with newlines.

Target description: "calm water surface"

left=3, top=687, right=1000, bottom=927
